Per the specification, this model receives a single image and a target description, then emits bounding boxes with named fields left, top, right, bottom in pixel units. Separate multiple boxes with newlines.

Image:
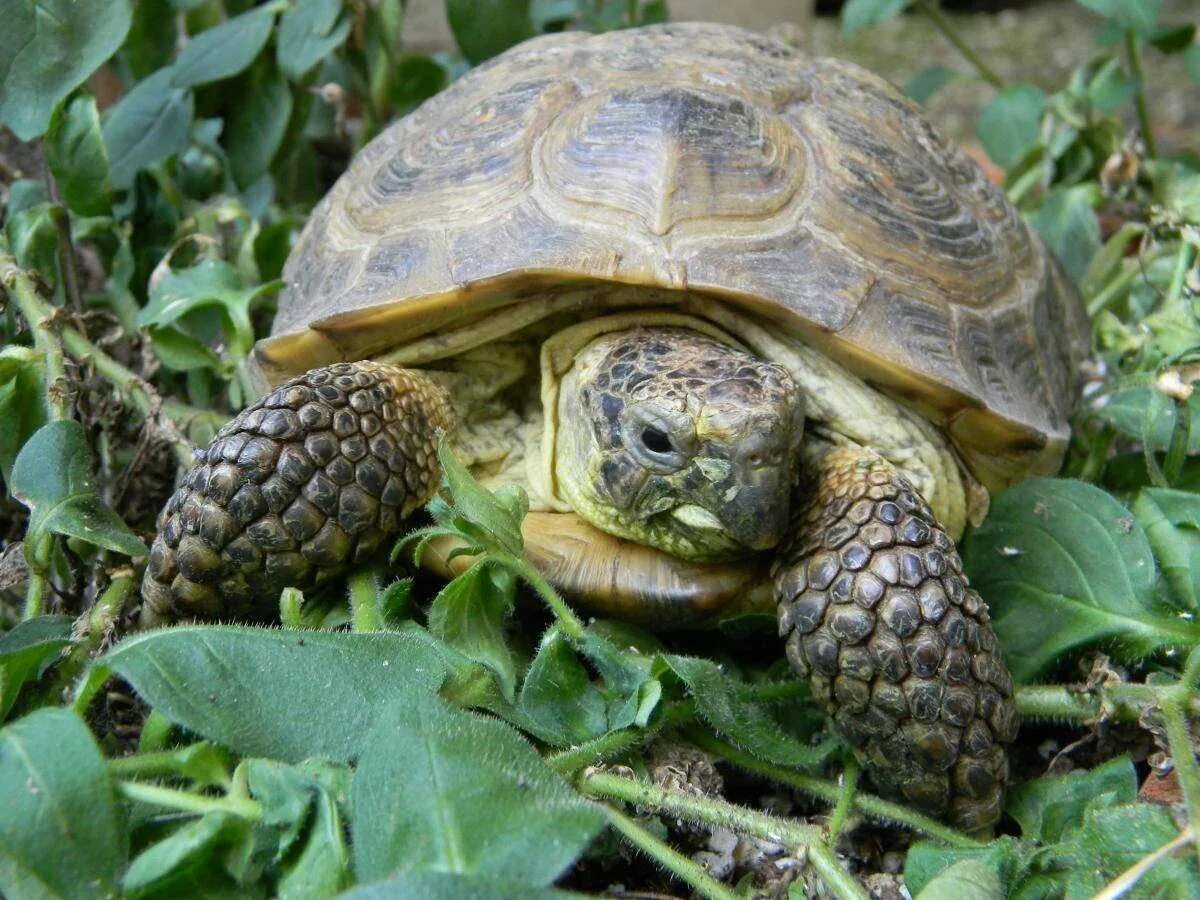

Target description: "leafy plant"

left=1, top=0, right=1199, bottom=896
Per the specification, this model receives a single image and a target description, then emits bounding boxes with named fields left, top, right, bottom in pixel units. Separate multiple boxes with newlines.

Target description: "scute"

left=265, top=22, right=1088, bottom=491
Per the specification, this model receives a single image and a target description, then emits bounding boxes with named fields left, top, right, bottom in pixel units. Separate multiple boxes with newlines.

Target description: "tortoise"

left=141, top=22, right=1089, bottom=830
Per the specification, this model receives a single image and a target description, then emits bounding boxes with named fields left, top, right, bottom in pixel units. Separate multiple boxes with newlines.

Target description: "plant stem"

left=912, top=0, right=1004, bottom=88
left=604, top=805, right=740, bottom=900
left=505, top=557, right=586, bottom=640
left=827, top=758, right=859, bottom=840
left=1016, top=682, right=1200, bottom=723
left=44, top=169, right=84, bottom=314
left=1087, top=264, right=1142, bottom=316
left=1165, top=241, right=1197, bottom=309
left=50, top=572, right=134, bottom=689
left=117, top=779, right=262, bottom=820
left=1, top=242, right=69, bottom=420
left=807, top=840, right=871, bottom=900
left=1124, top=31, right=1157, bottom=158
left=348, top=569, right=382, bottom=632
left=686, top=729, right=981, bottom=848
left=1164, top=646, right=1200, bottom=867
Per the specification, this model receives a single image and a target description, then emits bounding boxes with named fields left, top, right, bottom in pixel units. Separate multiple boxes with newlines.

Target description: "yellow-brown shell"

left=262, top=22, right=1088, bottom=491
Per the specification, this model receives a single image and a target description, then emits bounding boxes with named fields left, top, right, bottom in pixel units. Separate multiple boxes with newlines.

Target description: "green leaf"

left=579, top=629, right=660, bottom=731
left=11, top=420, right=148, bottom=560
left=343, top=872, right=580, bottom=899
left=0, top=345, right=48, bottom=484
left=915, top=858, right=1003, bottom=900
left=149, top=326, right=226, bottom=373
left=977, top=84, right=1046, bottom=168
left=390, top=54, right=448, bottom=115
left=1005, top=755, right=1136, bottom=843
left=45, top=95, right=112, bottom=216
left=1076, top=0, right=1161, bottom=37
left=1095, top=388, right=1200, bottom=453
left=226, top=57, right=294, bottom=190
left=5, top=201, right=60, bottom=280
left=350, top=694, right=604, bottom=884
left=428, top=560, right=518, bottom=701
left=278, top=785, right=350, bottom=898
left=432, top=441, right=527, bottom=558
left=962, top=479, right=1200, bottom=681
left=170, top=5, right=278, bottom=88
left=1148, top=23, right=1196, bottom=53
left=1187, top=44, right=1200, bottom=85
left=841, top=0, right=912, bottom=34
left=664, top=656, right=830, bottom=769
left=1133, top=488, right=1200, bottom=612
left=904, top=66, right=956, bottom=104
left=122, top=811, right=247, bottom=898
left=104, top=626, right=454, bottom=763
left=103, top=68, right=195, bottom=189
left=1028, top=185, right=1101, bottom=285
left=446, top=0, right=536, bottom=65
left=1065, top=802, right=1197, bottom=897
left=904, top=838, right=1022, bottom=898
left=0, top=615, right=73, bottom=720
left=276, top=0, right=352, bottom=81
left=518, top=630, right=609, bottom=744
left=122, top=0, right=176, bottom=78
left=0, top=708, right=125, bottom=899
left=0, top=0, right=132, bottom=140
left=1086, top=56, right=1137, bottom=112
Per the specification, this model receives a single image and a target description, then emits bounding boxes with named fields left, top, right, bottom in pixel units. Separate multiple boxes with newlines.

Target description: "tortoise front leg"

left=774, top=446, right=1016, bottom=831
left=141, top=362, right=453, bottom=625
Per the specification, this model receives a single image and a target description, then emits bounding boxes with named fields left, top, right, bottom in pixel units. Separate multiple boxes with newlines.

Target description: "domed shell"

left=261, top=23, right=1088, bottom=491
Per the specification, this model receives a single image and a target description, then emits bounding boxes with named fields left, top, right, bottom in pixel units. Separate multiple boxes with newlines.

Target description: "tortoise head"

left=554, top=327, right=803, bottom=562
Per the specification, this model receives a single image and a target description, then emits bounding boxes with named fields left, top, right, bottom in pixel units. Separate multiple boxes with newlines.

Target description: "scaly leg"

left=141, top=362, right=453, bottom=625
left=774, top=446, right=1016, bottom=831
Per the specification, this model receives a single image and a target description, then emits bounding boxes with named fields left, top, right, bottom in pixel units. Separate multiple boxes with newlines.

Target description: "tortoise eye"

left=641, top=426, right=674, bottom=455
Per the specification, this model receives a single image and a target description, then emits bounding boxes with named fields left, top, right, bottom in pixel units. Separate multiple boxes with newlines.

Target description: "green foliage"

left=1, top=0, right=1199, bottom=896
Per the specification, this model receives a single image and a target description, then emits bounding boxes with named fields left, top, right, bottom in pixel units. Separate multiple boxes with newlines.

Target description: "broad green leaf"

left=1028, top=185, right=1102, bottom=285
left=0, top=708, right=125, bottom=899
left=226, top=57, right=294, bottom=190
left=841, top=0, right=912, bottom=34
left=579, top=629, right=660, bottom=731
left=446, top=0, right=536, bottom=65
left=904, top=838, right=1022, bottom=898
left=1133, top=488, right=1200, bottom=612
left=45, top=95, right=112, bottom=216
left=122, top=0, right=176, bottom=78
left=0, top=345, right=48, bottom=484
left=391, top=54, right=448, bottom=115
left=1005, top=755, right=1136, bottom=843
left=170, top=5, right=278, bottom=88
left=343, top=872, right=579, bottom=899
left=11, top=420, right=148, bottom=560
left=0, top=615, right=73, bottom=720
left=104, top=626, right=454, bottom=763
left=433, top=441, right=527, bottom=557
left=277, top=0, right=352, bottom=81
left=351, top=694, right=604, bottom=883
left=962, top=479, right=1200, bottom=681
left=149, top=327, right=226, bottom=373
left=428, top=560, right=517, bottom=701
left=1065, top=802, right=1197, bottom=898
left=518, top=630, right=609, bottom=744
left=0, top=0, right=132, bottom=140
left=1076, top=0, right=1161, bottom=37
left=103, top=68, right=195, bottom=189
left=245, top=759, right=320, bottom=859
left=915, top=858, right=1003, bottom=900
left=1095, top=388, right=1200, bottom=454
left=977, top=84, right=1046, bottom=168
left=121, top=812, right=247, bottom=898
left=1086, top=56, right=1137, bottom=112
left=5, top=201, right=60, bottom=280
left=279, top=786, right=350, bottom=898
left=904, top=66, right=956, bottom=104
left=664, top=655, right=830, bottom=769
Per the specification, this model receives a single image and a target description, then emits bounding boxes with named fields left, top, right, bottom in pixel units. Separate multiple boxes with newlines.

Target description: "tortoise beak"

left=719, top=469, right=791, bottom=551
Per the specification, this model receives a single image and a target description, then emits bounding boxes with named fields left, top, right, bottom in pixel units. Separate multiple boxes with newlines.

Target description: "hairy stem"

left=686, top=729, right=981, bottom=848
left=548, top=701, right=697, bottom=774
left=504, top=556, right=586, bottom=640
left=604, top=805, right=740, bottom=900
left=912, top=0, right=1004, bottom=88
left=1164, top=646, right=1200, bottom=867
left=1016, top=682, right=1200, bottom=723
left=826, top=757, right=859, bottom=840
left=583, top=771, right=869, bottom=900
left=348, top=569, right=383, bottom=632
left=1124, top=31, right=1157, bottom=158
left=117, top=779, right=261, bottom=820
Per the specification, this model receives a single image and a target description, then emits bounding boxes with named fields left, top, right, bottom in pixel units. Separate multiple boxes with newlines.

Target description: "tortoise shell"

left=260, top=22, right=1088, bottom=492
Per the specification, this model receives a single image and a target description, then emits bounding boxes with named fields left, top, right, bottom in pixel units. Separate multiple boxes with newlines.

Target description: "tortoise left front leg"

left=774, top=446, right=1017, bottom=831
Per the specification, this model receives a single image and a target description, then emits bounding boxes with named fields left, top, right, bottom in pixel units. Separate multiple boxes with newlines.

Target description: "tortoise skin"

left=775, top=447, right=1015, bottom=831
left=259, top=22, right=1087, bottom=494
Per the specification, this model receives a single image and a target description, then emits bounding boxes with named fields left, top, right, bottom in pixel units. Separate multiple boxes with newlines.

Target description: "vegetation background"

left=0, top=0, right=1198, bottom=897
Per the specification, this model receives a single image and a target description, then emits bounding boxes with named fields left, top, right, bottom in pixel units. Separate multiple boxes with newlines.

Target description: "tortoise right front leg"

left=140, top=362, right=453, bottom=625
left=774, top=446, right=1017, bottom=832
